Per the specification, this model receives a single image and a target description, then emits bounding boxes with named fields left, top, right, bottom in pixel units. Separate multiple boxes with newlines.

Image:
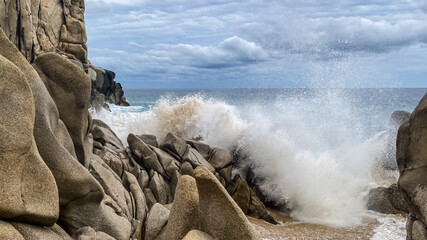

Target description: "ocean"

left=91, top=88, right=426, bottom=239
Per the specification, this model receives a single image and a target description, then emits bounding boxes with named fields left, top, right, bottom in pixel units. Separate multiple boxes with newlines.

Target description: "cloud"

left=84, top=0, right=427, bottom=87
left=146, top=36, right=270, bottom=69
left=413, top=0, right=427, bottom=13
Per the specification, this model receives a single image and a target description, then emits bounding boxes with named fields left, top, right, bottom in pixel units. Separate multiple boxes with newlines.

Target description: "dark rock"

left=138, top=134, right=159, bottom=148
left=208, top=147, right=234, bottom=170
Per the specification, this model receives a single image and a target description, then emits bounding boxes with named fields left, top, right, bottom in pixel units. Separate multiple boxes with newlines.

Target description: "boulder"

left=74, top=226, right=115, bottom=240
left=150, top=146, right=181, bottom=178
left=149, top=171, right=172, bottom=205
left=208, top=147, right=234, bottom=170
left=163, top=133, right=188, bottom=158
left=182, top=230, right=215, bottom=240
left=128, top=133, right=166, bottom=177
left=194, top=167, right=261, bottom=240
left=219, top=165, right=233, bottom=184
left=34, top=52, right=92, bottom=167
left=92, top=119, right=125, bottom=153
left=186, top=140, right=210, bottom=159
left=397, top=91, right=427, bottom=239
left=183, top=146, right=215, bottom=172
left=138, top=134, right=159, bottom=148
left=144, top=188, right=159, bottom=210
left=367, top=185, right=409, bottom=214
left=159, top=175, right=200, bottom=240
left=181, top=161, right=194, bottom=176
left=144, top=203, right=170, bottom=240
left=9, top=222, right=72, bottom=240
left=227, top=174, right=277, bottom=224
left=0, top=31, right=59, bottom=225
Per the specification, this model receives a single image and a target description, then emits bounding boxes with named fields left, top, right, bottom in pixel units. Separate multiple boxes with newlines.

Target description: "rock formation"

left=0, top=0, right=129, bottom=109
left=397, top=92, right=427, bottom=239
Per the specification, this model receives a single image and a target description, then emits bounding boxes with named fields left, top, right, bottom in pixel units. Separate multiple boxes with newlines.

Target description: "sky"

left=85, top=0, right=427, bottom=88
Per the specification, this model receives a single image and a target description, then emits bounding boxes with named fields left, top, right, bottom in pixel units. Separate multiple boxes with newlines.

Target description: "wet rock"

left=183, top=146, right=215, bottom=172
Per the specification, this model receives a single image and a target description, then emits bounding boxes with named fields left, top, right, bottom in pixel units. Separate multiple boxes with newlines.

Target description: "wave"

left=91, top=90, right=398, bottom=227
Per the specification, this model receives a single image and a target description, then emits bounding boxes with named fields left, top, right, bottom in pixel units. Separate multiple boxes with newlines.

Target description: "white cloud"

left=146, top=36, right=270, bottom=69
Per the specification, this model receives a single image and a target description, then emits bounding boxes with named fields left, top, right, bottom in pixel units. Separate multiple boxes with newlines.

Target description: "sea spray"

left=91, top=90, right=400, bottom=227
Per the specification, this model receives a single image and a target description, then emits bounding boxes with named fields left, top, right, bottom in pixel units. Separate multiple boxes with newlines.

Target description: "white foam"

left=91, top=91, right=398, bottom=227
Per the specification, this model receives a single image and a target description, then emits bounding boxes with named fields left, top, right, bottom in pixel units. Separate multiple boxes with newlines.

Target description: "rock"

left=0, top=0, right=88, bottom=63
left=90, top=65, right=129, bottom=107
left=34, top=52, right=92, bottom=167
left=151, top=146, right=181, bottom=178
left=378, top=110, right=411, bottom=170
left=397, top=91, right=427, bottom=239
left=219, top=165, right=233, bottom=184
left=144, top=203, right=170, bottom=240
left=144, top=188, right=159, bottom=210
left=181, top=161, right=194, bottom=176
left=194, top=167, right=261, bottom=240
left=160, top=175, right=200, bottom=240
left=9, top=222, right=72, bottom=240
left=183, top=146, right=215, bottom=172
left=186, top=140, right=210, bottom=159
left=149, top=171, right=172, bottom=205
left=0, top=220, right=25, bottom=240
left=75, top=226, right=115, bottom=240
left=182, top=230, right=215, bottom=240
left=367, top=186, right=402, bottom=214
left=227, top=175, right=251, bottom=214
left=163, top=133, right=188, bottom=158
left=389, top=110, right=411, bottom=130
left=90, top=89, right=110, bottom=112
left=92, top=119, right=125, bottom=152
left=412, top=220, right=427, bottom=240
left=138, top=134, right=159, bottom=148
left=0, top=31, right=59, bottom=225
left=128, top=133, right=166, bottom=177
left=208, top=147, right=234, bottom=170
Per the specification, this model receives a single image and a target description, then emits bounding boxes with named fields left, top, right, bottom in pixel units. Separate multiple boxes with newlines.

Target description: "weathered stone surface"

left=0, top=30, right=59, bottom=226
left=0, top=220, right=25, bottom=240
left=149, top=171, right=172, bottom=205
left=10, top=222, right=72, bottom=240
left=183, top=146, right=215, bottom=172
left=163, top=133, right=188, bottom=158
left=151, top=146, right=181, bottom=178
left=90, top=65, right=129, bottom=107
left=208, top=147, right=234, bottom=170
left=397, top=91, right=427, bottom=239
left=219, top=165, right=233, bottom=184
left=92, top=119, right=125, bottom=152
left=412, top=220, right=427, bottom=240
left=128, top=133, right=166, bottom=177
left=181, top=161, right=194, bottom=176
left=186, top=140, right=210, bottom=159
left=160, top=175, right=200, bottom=240
left=34, top=52, right=92, bottom=167
left=0, top=0, right=88, bottom=63
left=75, top=226, right=115, bottom=240
left=367, top=184, right=409, bottom=214
left=145, top=203, right=170, bottom=240
left=182, top=230, right=215, bottom=240
left=138, top=134, right=159, bottom=148
left=194, top=167, right=261, bottom=240
left=144, top=188, right=158, bottom=210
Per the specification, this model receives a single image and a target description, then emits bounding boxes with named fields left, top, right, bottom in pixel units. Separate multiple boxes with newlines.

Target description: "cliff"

left=0, top=0, right=129, bottom=107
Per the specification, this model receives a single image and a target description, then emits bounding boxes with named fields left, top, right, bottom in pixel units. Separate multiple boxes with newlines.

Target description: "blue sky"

left=85, top=0, right=427, bottom=88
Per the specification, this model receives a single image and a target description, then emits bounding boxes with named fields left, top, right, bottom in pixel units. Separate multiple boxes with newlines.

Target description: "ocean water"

left=92, top=88, right=426, bottom=239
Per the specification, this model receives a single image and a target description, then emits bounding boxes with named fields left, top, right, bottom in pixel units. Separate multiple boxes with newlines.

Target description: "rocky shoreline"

left=1, top=0, right=427, bottom=239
